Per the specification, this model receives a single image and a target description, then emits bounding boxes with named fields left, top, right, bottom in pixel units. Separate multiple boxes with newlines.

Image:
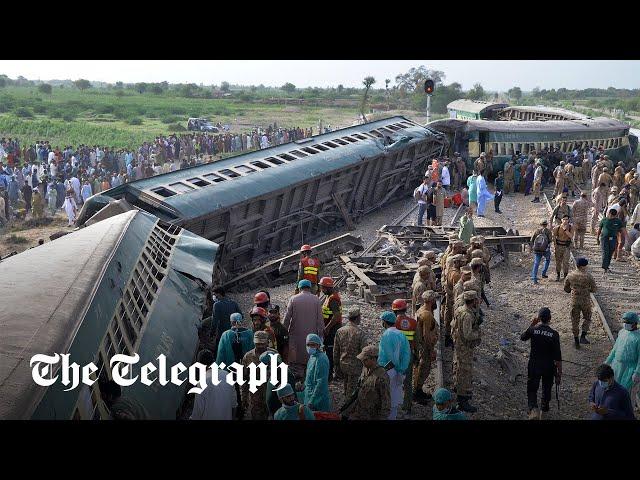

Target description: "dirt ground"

left=0, top=210, right=72, bottom=258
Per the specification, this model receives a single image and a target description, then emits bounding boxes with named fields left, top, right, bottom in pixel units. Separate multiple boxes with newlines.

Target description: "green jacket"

left=459, top=215, right=476, bottom=245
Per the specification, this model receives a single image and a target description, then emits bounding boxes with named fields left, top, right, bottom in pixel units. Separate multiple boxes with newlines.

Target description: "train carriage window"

left=368, top=130, right=383, bottom=138
left=322, top=141, right=339, bottom=148
left=234, top=165, right=257, bottom=175
left=289, top=150, right=308, bottom=158
left=331, top=138, right=348, bottom=145
left=385, top=125, right=400, bottom=131
left=187, top=177, right=211, bottom=187
left=342, top=136, right=358, bottom=143
left=300, top=147, right=320, bottom=155
left=279, top=153, right=297, bottom=161
left=250, top=160, right=271, bottom=169
left=203, top=173, right=226, bottom=183
left=311, top=144, right=329, bottom=151
left=393, top=123, right=408, bottom=129
left=151, top=187, right=177, bottom=198
left=377, top=128, right=394, bottom=135
left=360, top=132, right=376, bottom=139
left=218, top=169, right=240, bottom=178
left=352, top=134, right=368, bottom=140
left=168, top=182, right=195, bottom=193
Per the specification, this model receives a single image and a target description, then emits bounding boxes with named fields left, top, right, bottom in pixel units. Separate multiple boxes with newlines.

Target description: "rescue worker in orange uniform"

left=297, top=244, right=321, bottom=296
left=319, top=276, right=342, bottom=382
left=253, top=291, right=271, bottom=311
left=392, top=298, right=418, bottom=415
left=250, top=306, right=277, bottom=351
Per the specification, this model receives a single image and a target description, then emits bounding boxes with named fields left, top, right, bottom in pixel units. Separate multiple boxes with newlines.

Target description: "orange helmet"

left=319, top=277, right=334, bottom=288
left=300, top=244, right=312, bottom=253
left=391, top=299, right=408, bottom=311
left=254, top=292, right=269, bottom=304
left=250, top=306, right=268, bottom=318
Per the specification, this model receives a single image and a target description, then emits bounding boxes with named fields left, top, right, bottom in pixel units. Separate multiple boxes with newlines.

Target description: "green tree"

left=395, top=65, right=445, bottom=95
left=466, top=83, right=485, bottom=100
left=507, top=86, right=522, bottom=101
left=281, top=82, right=296, bottom=94
left=115, top=81, right=124, bottom=89
left=360, top=76, right=376, bottom=120
left=220, top=81, right=230, bottom=92
left=135, top=82, right=148, bottom=94
left=38, top=83, right=52, bottom=95
left=73, top=79, right=92, bottom=91
left=151, top=84, right=164, bottom=95
left=0, top=77, right=7, bottom=88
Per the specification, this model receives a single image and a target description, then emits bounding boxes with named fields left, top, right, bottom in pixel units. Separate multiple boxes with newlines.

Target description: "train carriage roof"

left=446, top=99, right=509, bottom=115
left=428, top=117, right=630, bottom=133
left=0, top=211, right=137, bottom=419
left=103, top=116, right=444, bottom=221
left=499, top=105, right=589, bottom=120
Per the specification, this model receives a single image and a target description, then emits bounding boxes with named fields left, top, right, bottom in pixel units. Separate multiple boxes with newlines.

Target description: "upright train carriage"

left=77, top=116, right=447, bottom=280
left=0, top=210, right=218, bottom=419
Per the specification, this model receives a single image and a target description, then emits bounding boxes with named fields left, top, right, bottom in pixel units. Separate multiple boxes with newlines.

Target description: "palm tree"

left=360, top=76, right=376, bottom=123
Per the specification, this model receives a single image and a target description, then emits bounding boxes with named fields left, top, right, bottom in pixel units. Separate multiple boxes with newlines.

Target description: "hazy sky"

left=2, top=60, right=638, bottom=91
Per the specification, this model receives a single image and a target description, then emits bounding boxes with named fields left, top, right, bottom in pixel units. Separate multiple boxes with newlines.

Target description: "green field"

left=0, top=86, right=368, bottom=148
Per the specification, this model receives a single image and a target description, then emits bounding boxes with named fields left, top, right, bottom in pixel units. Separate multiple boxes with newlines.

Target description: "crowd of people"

left=0, top=123, right=321, bottom=227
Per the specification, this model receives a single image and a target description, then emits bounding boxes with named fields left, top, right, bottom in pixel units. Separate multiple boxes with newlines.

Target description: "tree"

left=337, top=84, right=344, bottom=94
left=220, top=81, right=230, bottom=92
left=281, top=82, right=296, bottom=94
left=73, top=79, right=92, bottom=91
left=395, top=65, right=445, bottom=94
left=151, top=84, right=164, bottom=95
left=466, top=83, right=485, bottom=101
left=360, top=76, right=376, bottom=121
left=0, top=77, right=6, bottom=88
left=532, top=87, right=541, bottom=97
left=38, top=83, right=52, bottom=95
left=507, top=86, right=522, bottom=101
left=134, top=82, right=148, bottom=94
left=115, top=81, right=124, bottom=89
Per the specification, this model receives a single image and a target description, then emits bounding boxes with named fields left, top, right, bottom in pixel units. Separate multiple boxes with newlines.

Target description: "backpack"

left=533, top=232, right=549, bottom=253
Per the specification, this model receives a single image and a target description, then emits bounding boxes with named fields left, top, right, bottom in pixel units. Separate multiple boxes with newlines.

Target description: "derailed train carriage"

left=77, top=116, right=447, bottom=280
left=0, top=210, right=218, bottom=419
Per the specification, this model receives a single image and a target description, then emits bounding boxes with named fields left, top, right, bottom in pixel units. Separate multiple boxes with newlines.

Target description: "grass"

left=0, top=86, right=363, bottom=149
left=6, top=234, right=28, bottom=244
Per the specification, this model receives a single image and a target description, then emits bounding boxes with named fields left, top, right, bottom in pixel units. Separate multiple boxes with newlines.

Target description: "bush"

left=33, top=104, right=47, bottom=114
left=7, top=234, right=28, bottom=244
left=167, top=123, right=186, bottom=132
left=97, top=104, right=115, bottom=114
left=63, top=113, right=75, bottom=122
left=50, top=109, right=65, bottom=119
left=161, top=115, right=179, bottom=124
left=169, top=106, right=187, bottom=115
left=126, top=117, right=143, bottom=125
left=14, top=107, right=33, bottom=118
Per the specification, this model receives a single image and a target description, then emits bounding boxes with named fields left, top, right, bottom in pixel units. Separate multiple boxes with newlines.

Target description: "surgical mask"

left=306, top=347, right=317, bottom=355
left=597, top=380, right=611, bottom=389
left=623, top=323, right=635, bottom=331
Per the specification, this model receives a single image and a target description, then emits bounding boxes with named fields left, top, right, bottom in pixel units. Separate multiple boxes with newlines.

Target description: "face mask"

left=623, top=323, right=635, bottom=331
left=597, top=380, right=610, bottom=389
left=306, top=347, right=317, bottom=355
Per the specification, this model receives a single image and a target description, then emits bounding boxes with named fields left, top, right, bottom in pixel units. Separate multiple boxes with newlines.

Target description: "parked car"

left=187, top=118, right=219, bottom=132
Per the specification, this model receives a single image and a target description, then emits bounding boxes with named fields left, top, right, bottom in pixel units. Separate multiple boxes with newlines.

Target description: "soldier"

left=613, top=162, right=625, bottom=190
left=392, top=298, right=418, bottom=414
left=268, top=305, right=289, bottom=362
left=597, top=167, right=613, bottom=190
left=591, top=183, right=609, bottom=234
left=531, top=159, right=544, bottom=203
left=553, top=161, right=566, bottom=198
left=32, top=189, right=44, bottom=220
left=433, top=181, right=445, bottom=226
left=319, top=276, right=342, bottom=381
left=564, top=164, right=577, bottom=197
left=468, top=258, right=487, bottom=305
left=413, top=290, right=439, bottom=404
left=444, top=254, right=464, bottom=347
left=549, top=193, right=572, bottom=229
left=241, top=331, right=277, bottom=420
left=572, top=192, right=592, bottom=249
left=249, top=306, right=277, bottom=351
left=564, top=257, right=597, bottom=349
left=552, top=214, right=573, bottom=281
left=455, top=153, right=466, bottom=190
left=333, top=308, right=368, bottom=398
left=453, top=290, right=482, bottom=413
left=440, top=235, right=460, bottom=272
left=454, top=266, right=473, bottom=306
left=581, top=153, right=591, bottom=186
left=297, top=244, right=320, bottom=295
left=412, top=265, right=436, bottom=313
left=341, top=345, right=391, bottom=420
left=503, top=157, right=515, bottom=194
left=474, top=153, right=486, bottom=176
left=591, top=161, right=604, bottom=188
left=574, top=156, right=583, bottom=186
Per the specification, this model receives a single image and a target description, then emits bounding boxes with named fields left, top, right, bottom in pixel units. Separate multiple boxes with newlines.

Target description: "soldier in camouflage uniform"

left=440, top=235, right=460, bottom=272
left=333, top=308, right=369, bottom=398
left=412, top=265, right=436, bottom=314
left=549, top=193, right=572, bottom=229
left=553, top=162, right=566, bottom=198
left=591, top=183, right=609, bottom=234
left=572, top=193, right=592, bottom=249
left=443, top=254, right=464, bottom=347
left=613, top=162, right=625, bottom=191
left=241, top=331, right=277, bottom=420
left=413, top=290, right=439, bottom=403
left=563, top=257, right=597, bottom=349
left=453, top=290, right=481, bottom=413
left=467, top=236, right=490, bottom=264
left=552, top=214, right=573, bottom=281
left=342, top=345, right=391, bottom=420
left=597, top=167, right=613, bottom=190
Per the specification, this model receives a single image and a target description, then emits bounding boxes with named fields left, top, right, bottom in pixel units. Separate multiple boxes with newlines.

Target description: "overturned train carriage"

left=0, top=210, right=218, bottom=420
left=77, top=117, right=447, bottom=280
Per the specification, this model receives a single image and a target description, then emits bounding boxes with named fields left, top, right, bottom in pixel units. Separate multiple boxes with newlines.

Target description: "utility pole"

left=426, top=94, right=432, bottom=124
left=424, top=79, right=435, bottom=124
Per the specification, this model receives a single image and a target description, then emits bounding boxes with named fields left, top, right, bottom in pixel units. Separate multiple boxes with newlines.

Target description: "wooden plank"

left=339, top=255, right=380, bottom=293
left=331, top=192, right=355, bottom=230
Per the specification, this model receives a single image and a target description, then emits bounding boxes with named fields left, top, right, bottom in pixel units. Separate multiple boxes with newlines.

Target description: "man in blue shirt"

left=588, top=364, right=635, bottom=420
left=212, top=286, right=243, bottom=349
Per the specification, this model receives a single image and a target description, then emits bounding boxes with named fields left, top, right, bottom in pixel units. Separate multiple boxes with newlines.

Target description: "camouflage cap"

left=417, top=258, right=431, bottom=267
left=462, top=280, right=477, bottom=290
left=463, top=290, right=478, bottom=301
left=470, top=236, right=480, bottom=244
left=423, top=250, right=437, bottom=259
left=421, top=290, right=437, bottom=302
left=348, top=307, right=361, bottom=319
left=253, top=330, right=270, bottom=344
left=475, top=235, right=485, bottom=243
left=452, top=240, right=465, bottom=249
left=418, top=265, right=430, bottom=275
left=356, top=344, right=379, bottom=361
left=470, top=258, right=484, bottom=267
left=450, top=254, right=464, bottom=263
left=471, top=249, right=484, bottom=259
left=460, top=265, right=472, bottom=274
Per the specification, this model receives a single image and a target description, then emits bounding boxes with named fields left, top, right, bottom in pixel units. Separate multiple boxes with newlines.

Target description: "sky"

left=1, top=60, right=639, bottom=91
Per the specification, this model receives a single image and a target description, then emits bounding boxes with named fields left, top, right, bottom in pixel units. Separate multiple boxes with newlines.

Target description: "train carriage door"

left=479, top=132, right=488, bottom=154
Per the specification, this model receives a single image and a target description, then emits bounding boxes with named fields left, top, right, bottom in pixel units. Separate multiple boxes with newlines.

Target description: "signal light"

left=424, top=79, right=434, bottom=95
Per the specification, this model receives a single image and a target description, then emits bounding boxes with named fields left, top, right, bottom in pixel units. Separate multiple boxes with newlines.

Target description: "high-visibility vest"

left=395, top=315, right=417, bottom=343
left=322, top=292, right=341, bottom=321
left=301, top=257, right=320, bottom=283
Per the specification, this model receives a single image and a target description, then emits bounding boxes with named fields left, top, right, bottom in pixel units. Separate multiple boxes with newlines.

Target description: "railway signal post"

left=424, top=79, right=435, bottom=123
